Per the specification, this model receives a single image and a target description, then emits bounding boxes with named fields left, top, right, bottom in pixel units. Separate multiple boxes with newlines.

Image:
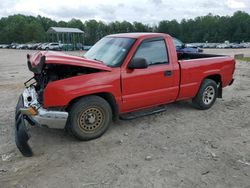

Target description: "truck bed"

left=177, top=52, right=224, bottom=60
left=177, top=55, right=235, bottom=100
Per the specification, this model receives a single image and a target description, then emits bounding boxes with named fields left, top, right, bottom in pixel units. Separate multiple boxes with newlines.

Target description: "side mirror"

left=128, top=58, right=148, bottom=69
left=181, top=43, right=186, bottom=48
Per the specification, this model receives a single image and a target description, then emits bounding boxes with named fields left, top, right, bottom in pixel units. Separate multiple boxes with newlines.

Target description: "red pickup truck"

left=15, top=33, right=235, bottom=156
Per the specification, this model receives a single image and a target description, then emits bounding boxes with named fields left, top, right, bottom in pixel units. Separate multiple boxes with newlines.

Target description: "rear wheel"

left=66, top=96, right=112, bottom=140
left=192, top=79, right=218, bottom=110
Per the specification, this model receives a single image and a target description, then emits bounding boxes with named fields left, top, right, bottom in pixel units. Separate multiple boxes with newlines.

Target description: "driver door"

left=121, top=38, right=178, bottom=112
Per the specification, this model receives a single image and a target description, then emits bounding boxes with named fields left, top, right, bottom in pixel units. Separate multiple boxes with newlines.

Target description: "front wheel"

left=192, top=79, right=218, bottom=110
left=66, top=96, right=112, bottom=140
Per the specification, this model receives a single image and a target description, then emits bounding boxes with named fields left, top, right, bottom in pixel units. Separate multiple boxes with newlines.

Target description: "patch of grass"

left=236, top=57, right=250, bottom=62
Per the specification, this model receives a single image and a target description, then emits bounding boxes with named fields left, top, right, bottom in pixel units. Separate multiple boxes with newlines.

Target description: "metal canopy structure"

left=47, top=27, right=84, bottom=50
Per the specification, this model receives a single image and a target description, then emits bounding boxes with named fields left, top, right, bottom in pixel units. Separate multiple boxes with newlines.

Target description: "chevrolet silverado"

left=15, top=33, right=235, bottom=156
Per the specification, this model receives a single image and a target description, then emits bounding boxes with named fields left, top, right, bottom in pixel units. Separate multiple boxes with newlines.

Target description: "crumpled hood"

left=28, top=51, right=112, bottom=72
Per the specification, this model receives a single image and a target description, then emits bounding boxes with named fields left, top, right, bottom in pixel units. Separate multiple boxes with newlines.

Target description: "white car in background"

left=216, top=43, right=231, bottom=48
left=47, top=43, right=63, bottom=51
left=41, top=43, right=62, bottom=51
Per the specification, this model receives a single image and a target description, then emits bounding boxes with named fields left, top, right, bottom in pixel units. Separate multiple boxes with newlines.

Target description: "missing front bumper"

left=15, top=95, right=33, bottom=157
left=15, top=87, right=69, bottom=157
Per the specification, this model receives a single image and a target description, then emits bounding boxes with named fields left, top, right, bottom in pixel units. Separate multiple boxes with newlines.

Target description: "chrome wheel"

left=202, top=86, right=215, bottom=105
left=77, top=107, right=105, bottom=133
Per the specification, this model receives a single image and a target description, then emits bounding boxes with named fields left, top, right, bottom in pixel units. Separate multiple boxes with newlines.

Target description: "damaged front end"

left=15, top=86, right=68, bottom=157
left=15, top=51, right=110, bottom=156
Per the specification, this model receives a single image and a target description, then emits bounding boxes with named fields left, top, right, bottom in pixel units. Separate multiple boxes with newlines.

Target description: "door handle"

left=164, top=70, right=172, bottom=77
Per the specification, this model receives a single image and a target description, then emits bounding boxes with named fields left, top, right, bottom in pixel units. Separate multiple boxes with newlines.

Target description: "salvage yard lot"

left=0, top=49, right=250, bottom=187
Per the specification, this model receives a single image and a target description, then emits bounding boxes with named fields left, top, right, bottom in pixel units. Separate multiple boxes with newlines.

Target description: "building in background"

left=47, top=27, right=84, bottom=50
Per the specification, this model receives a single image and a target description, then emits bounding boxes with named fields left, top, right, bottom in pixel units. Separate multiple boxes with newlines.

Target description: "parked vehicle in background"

left=38, top=43, right=49, bottom=50
left=44, top=43, right=62, bottom=50
left=83, top=45, right=93, bottom=51
left=36, top=43, right=44, bottom=50
left=15, top=44, right=22, bottom=49
left=25, top=44, right=32, bottom=49
left=230, top=43, right=245, bottom=48
left=242, top=42, right=250, bottom=48
left=173, top=37, right=203, bottom=54
left=15, top=32, right=235, bottom=157
left=76, top=43, right=83, bottom=50
left=187, top=43, right=204, bottom=48
left=10, top=43, right=19, bottom=49
left=186, top=44, right=204, bottom=51
left=203, top=43, right=219, bottom=48
left=16, top=44, right=29, bottom=49
left=61, top=43, right=73, bottom=51
left=30, top=43, right=40, bottom=50
left=216, top=43, right=231, bottom=49
left=4, top=44, right=11, bottom=48
left=0, top=44, right=11, bottom=48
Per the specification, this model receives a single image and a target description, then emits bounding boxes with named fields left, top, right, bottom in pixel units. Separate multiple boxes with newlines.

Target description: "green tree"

left=1, top=12, right=250, bottom=45
left=84, top=20, right=99, bottom=45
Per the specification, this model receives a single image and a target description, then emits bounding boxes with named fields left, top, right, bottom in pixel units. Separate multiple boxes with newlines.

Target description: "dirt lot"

left=0, top=49, right=250, bottom=188
left=204, top=48, right=250, bottom=57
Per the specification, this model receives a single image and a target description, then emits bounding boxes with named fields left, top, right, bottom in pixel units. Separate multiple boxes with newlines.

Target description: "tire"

left=66, top=96, right=112, bottom=140
left=192, top=79, right=218, bottom=110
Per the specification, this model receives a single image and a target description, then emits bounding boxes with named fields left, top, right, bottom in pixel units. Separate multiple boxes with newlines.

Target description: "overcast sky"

left=0, top=0, right=249, bottom=24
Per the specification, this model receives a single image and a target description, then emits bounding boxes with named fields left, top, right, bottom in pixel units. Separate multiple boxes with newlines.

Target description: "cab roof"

left=107, top=32, right=170, bottom=39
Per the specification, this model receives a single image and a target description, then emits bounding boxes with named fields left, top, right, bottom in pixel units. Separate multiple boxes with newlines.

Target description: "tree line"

left=0, top=11, right=250, bottom=45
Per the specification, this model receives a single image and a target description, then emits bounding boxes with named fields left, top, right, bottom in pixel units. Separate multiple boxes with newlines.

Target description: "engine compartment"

left=32, top=64, right=100, bottom=103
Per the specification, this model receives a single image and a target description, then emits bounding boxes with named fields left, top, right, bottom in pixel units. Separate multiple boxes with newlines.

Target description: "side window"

left=133, top=40, right=168, bottom=65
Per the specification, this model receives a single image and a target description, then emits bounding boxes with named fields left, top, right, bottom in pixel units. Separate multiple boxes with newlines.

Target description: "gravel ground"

left=204, top=48, right=250, bottom=57
left=0, top=49, right=250, bottom=188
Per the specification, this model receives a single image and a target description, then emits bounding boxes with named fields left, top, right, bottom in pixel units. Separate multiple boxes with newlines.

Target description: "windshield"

left=84, top=37, right=135, bottom=67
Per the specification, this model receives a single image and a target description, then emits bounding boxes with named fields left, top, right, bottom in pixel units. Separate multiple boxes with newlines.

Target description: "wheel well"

left=66, top=93, right=119, bottom=120
left=205, top=74, right=221, bottom=84
left=96, top=93, right=119, bottom=120
left=204, top=74, right=222, bottom=98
